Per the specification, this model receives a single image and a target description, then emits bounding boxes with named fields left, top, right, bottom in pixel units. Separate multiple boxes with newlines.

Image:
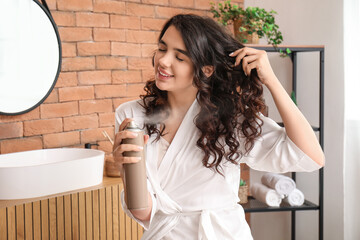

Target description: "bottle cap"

left=126, top=120, right=139, bottom=129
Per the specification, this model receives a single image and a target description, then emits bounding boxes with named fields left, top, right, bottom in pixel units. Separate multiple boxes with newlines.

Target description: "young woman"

left=113, top=14, right=324, bottom=239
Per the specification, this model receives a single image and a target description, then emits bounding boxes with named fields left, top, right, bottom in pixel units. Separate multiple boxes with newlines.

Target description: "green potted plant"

left=238, top=179, right=248, bottom=204
left=210, top=0, right=291, bottom=57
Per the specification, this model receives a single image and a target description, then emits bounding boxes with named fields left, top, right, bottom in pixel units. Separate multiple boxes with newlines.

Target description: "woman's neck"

left=167, top=91, right=197, bottom=118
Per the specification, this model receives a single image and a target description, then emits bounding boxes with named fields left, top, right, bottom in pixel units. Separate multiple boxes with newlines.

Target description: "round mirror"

left=0, top=0, right=61, bottom=115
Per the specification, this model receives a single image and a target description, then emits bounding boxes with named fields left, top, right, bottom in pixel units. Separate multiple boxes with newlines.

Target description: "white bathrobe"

left=115, top=99, right=322, bottom=240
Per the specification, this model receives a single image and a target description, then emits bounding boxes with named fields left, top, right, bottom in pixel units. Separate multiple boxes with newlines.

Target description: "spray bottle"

left=122, top=121, right=148, bottom=210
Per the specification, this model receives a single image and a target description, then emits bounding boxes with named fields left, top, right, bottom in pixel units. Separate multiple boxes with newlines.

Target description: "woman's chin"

left=155, top=79, right=168, bottom=91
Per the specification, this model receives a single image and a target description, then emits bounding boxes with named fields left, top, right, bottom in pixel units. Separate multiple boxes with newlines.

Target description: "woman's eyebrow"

left=159, top=39, right=190, bottom=57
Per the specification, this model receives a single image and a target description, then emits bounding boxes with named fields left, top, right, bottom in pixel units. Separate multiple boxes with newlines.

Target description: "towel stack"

left=250, top=173, right=305, bottom=207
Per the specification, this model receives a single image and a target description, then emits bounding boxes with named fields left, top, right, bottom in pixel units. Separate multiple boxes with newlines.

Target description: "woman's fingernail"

left=137, top=146, right=143, bottom=150
left=131, top=133, right=138, bottom=137
left=229, top=52, right=234, bottom=56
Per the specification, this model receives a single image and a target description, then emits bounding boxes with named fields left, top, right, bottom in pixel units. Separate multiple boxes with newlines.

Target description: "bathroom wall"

left=245, top=0, right=345, bottom=240
left=0, top=0, right=242, bottom=155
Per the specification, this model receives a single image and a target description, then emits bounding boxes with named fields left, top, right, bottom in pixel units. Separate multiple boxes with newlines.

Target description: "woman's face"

left=154, top=25, right=197, bottom=96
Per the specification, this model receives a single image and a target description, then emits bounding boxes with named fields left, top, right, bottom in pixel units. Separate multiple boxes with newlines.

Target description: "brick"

left=59, top=86, right=94, bottom=102
left=142, top=69, right=155, bottom=82
left=78, top=71, right=111, bottom=85
left=141, top=18, right=167, bottom=31
left=58, top=27, right=92, bottom=42
left=182, top=9, right=206, bottom=16
left=95, top=85, right=126, bottom=99
left=94, top=1, right=125, bottom=14
left=126, top=30, right=157, bottom=44
left=128, top=57, right=152, bottom=70
left=169, top=0, right=194, bottom=8
left=62, top=43, right=77, bottom=57
left=0, top=137, right=42, bottom=154
left=0, top=107, right=40, bottom=123
left=46, top=0, right=57, bottom=10
left=43, top=131, right=80, bottom=148
left=52, top=11, right=76, bottom=26
left=77, top=42, right=111, bottom=56
left=126, top=83, right=145, bottom=97
left=55, top=72, right=77, bottom=88
left=156, top=6, right=183, bottom=18
left=44, top=89, right=59, bottom=103
left=40, top=102, right=78, bottom=119
left=112, top=70, right=142, bottom=84
left=96, top=56, right=127, bottom=70
left=126, top=3, right=155, bottom=17
left=113, top=98, right=138, bottom=110
left=0, top=122, right=23, bottom=139
left=62, top=57, right=95, bottom=72
left=141, top=44, right=157, bottom=57
left=79, top=99, right=113, bottom=114
left=94, top=28, right=126, bottom=42
left=76, top=13, right=109, bottom=27
left=195, top=0, right=214, bottom=10
left=57, top=0, right=93, bottom=11
left=99, top=112, right=115, bottom=127
left=97, top=140, right=113, bottom=153
left=110, top=15, right=140, bottom=29
left=24, top=118, right=63, bottom=136
left=80, top=127, right=114, bottom=144
left=111, top=42, right=141, bottom=57
left=142, top=0, right=169, bottom=5
left=64, top=114, right=99, bottom=131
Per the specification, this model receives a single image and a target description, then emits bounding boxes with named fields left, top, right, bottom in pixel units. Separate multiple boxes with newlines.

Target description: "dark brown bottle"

left=122, top=121, right=148, bottom=210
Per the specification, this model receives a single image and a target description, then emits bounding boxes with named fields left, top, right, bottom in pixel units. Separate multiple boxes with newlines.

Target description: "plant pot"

left=233, top=19, right=259, bottom=44
left=238, top=185, right=249, bottom=204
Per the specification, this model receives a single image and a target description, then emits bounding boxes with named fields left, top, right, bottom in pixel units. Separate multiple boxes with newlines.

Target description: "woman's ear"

left=202, top=65, right=214, bottom=78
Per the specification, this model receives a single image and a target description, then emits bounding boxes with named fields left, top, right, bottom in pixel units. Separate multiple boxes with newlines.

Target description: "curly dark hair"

left=140, top=14, right=266, bottom=175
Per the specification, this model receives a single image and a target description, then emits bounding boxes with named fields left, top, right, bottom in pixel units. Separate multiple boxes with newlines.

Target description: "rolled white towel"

left=261, top=173, right=296, bottom=196
left=283, top=188, right=305, bottom=206
left=250, top=183, right=282, bottom=207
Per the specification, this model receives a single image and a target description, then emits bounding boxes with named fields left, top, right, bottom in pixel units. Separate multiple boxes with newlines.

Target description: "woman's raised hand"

left=230, top=47, right=278, bottom=87
left=113, top=118, right=149, bottom=169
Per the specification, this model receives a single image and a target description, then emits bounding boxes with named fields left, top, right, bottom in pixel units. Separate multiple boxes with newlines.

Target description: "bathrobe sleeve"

left=115, top=100, right=158, bottom=230
left=240, top=113, right=323, bottom=173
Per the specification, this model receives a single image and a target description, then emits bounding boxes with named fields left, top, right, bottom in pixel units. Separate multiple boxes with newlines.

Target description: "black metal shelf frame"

left=242, top=45, right=324, bottom=240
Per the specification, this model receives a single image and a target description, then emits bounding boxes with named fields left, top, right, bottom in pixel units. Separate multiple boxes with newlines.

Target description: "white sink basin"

left=0, top=148, right=105, bottom=199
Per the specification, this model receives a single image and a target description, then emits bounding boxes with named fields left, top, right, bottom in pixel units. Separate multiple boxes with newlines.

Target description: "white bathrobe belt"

left=145, top=205, right=238, bottom=240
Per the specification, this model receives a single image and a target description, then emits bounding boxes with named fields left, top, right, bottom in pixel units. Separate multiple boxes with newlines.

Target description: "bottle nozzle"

left=126, top=120, right=139, bottom=129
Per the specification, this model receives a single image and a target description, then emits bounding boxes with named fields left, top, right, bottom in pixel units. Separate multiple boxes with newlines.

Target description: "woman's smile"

left=157, top=67, right=174, bottom=81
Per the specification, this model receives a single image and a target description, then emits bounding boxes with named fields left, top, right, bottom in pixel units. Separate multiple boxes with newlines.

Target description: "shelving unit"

left=242, top=45, right=325, bottom=240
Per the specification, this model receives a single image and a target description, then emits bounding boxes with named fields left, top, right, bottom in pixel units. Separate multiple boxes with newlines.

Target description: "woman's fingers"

left=242, top=55, right=258, bottom=76
left=113, top=129, right=138, bottom=151
left=118, top=118, right=134, bottom=131
left=113, top=143, right=143, bottom=155
left=230, top=47, right=276, bottom=85
left=116, top=156, right=142, bottom=164
left=231, top=47, right=258, bottom=67
left=245, top=61, right=259, bottom=77
left=144, top=134, right=149, bottom=145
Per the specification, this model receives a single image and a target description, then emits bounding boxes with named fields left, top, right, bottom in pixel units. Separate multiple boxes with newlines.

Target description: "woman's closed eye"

left=158, top=48, right=184, bottom=62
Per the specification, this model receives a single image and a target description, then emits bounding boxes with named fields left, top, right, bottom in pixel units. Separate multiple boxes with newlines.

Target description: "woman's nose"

left=158, top=52, right=171, bottom=68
